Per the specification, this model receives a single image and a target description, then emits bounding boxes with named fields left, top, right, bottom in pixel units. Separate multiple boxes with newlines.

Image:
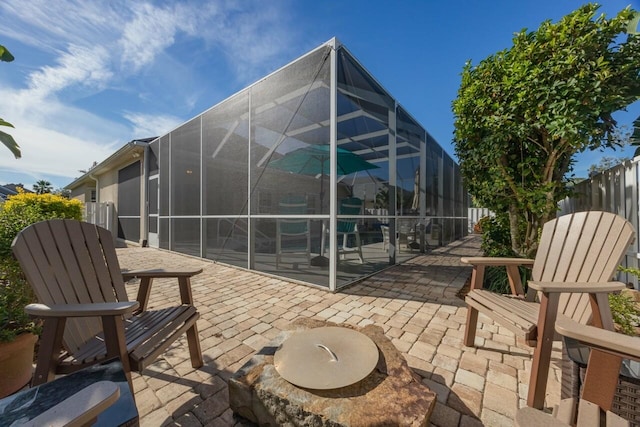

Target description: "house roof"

left=0, top=185, right=17, bottom=199
left=64, top=137, right=157, bottom=190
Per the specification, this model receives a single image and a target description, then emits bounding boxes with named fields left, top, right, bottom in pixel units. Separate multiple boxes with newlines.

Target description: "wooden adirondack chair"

left=462, top=211, right=635, bottom=409
left=12, top=219, right=204, bottom=394
left=515, top=315, right=640, bottom=426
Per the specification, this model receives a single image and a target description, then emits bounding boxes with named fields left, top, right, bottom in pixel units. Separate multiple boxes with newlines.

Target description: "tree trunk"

left=508, top=190, right=558, bottom=259
left=509, top=204, right=524, bottom=257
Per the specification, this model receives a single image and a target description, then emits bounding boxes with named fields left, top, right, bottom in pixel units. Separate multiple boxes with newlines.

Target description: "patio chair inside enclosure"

left=380, top=225, right=389, bottom=252
left=462, top=211, right=635, bottom=409
left=276, top=195, right=311, bottom=268
left=515, top=316, right=640, bottom=426
left=11, top=219, right=204, bottom=394
left=335, top=197, right=364, bottom=263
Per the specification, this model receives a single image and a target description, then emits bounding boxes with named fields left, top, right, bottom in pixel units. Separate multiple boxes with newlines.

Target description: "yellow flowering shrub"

left=3, top=191, right=83, bottom=220
left=0, top=191, right=83, bottom=341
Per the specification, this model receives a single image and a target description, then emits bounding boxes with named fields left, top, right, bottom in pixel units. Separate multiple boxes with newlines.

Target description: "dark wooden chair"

left=12, top=219, right=204, bottom=394
left=17, top=381, right=120, bottom=427
left=515, top=315, right=639, bottom=426
left=462, top=211, right=635, bottom=408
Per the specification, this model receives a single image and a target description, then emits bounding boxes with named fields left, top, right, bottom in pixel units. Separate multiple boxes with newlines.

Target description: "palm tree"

left=33, top=180, right=52, bottom=195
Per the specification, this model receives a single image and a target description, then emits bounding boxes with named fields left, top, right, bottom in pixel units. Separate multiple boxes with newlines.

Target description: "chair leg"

left=186, top=323, right=204, bottom=368
left=102, top=315, right=134, bottom=401
left=581, top=350, right=622, bottom=411
left=463, top=265, right=484, bottom=347
left=136, top=277, right=153, bottom=312
left=463, top=306, right=479, bottom=347
left=178, top=277, right=195, bottom=305
left=306, top=230, right=311, bottom=266
left=355, top=232, right=364, bottom=263
left=276, top=232, right=281, bottom=268
left=527, top=292, right=560, bottom=409
left=342, top=233, right=348, bottom=260
left=32, top=317, right=66, bottom=386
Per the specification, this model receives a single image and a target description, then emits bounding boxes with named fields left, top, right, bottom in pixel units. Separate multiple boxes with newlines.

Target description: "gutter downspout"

left=88, top=173, right=99, bottom=203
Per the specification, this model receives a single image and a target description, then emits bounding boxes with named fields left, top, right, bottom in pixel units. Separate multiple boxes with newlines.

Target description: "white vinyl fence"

left=467, top=208, right=493, bottom=233
left=84, top=202, right=114, bottom=232
left=559, top=156, right=640, bottom=287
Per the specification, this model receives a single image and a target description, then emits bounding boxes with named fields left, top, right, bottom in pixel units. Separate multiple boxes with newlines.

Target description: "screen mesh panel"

left=203, top=92, right=249, bottom=215
left=171, top=118, right=201, bottom=216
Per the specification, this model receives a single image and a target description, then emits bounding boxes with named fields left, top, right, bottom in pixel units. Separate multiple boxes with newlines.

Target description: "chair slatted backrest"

left=279, top=195, right=308, bottom=235
left=531, top=211, right=635, bottom=323
left=337, top=197, right=362, bottom=233
left=12, top=219, right=129, bottom=353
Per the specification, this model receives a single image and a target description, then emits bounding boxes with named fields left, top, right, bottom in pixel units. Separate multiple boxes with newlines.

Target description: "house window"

left=117, top=161, right=141, bottom=242
left=90, top=190, right=97, bottom=202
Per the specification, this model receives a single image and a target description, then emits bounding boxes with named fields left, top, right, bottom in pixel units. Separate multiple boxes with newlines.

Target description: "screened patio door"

left=148, top=174, right=159, bottom=247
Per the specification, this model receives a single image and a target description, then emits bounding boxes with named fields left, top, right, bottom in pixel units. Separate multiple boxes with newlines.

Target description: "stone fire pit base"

left=229, top=318, right=436, bottom=426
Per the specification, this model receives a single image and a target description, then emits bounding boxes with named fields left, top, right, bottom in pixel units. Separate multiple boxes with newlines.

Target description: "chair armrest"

left=122, top=268, right=201, bottom=309
left=463, top=257, right=534, bottom=296
left=515, top=407, right=569, bottom=427
left=460, top=257, right=535, bottom=267
left=555, top=315, right=640, bottom=361
left=26, top=381, right=120, bottom=427
left=122, top=268, right=202, bottom=280
left=528, top=281, right=626, bottom=294
left=25, top=301, right=139, bottom=317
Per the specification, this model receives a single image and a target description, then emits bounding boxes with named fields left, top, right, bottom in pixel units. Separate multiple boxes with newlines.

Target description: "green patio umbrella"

left=268, top=145, right=377, bottom=176
left=268, top=144, right=378, bottom=266
left=268, top=144, right=378, bottom=210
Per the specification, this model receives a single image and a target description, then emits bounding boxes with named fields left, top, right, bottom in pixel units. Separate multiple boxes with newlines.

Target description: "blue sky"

left=1, top=0, right=639, bottom=190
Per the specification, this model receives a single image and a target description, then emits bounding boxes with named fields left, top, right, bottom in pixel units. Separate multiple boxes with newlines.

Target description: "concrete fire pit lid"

left=273, top=326, right=379, bottom=390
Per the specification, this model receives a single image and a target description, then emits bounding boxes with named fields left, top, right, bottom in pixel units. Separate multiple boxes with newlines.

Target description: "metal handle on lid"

left=316, top=344, right=339, bottom=362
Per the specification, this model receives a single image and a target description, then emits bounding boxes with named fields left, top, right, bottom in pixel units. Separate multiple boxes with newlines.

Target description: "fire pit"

left=229, top=319, right=436, bottom=426
left=274, top=326, right=379, bottom=390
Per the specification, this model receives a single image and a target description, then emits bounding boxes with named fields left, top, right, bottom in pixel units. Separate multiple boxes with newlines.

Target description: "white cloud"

left=195, top=2, right=298, bottom=80
left=0, top=0, right=298, bottom=186
left=119, top=3, right=182, bottom=72
left=27, top=44, right=112, bottom=99
left=1, top=88, right=129, bottom=185
left=123, top=112, right=184, bottom=139
left=0, top=125, right=115, bottom=180
left=1, top=1, right=296, bottom=90
left=4, top=87, right=128, bottom=144
left=0, top=1, right=121, bottom=52
left=0, top=120, right=119, bottom=186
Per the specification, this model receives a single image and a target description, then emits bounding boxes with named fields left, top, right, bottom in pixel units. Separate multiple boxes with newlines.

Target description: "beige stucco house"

left=65, top=137, right=156, bottom=246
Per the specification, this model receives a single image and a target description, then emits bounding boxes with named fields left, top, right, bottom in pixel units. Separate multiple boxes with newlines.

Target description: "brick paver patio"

left=116, top=235, right=562, bottom=426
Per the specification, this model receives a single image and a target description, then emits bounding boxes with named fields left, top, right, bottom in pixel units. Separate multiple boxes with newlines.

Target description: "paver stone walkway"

left=114, top=235, right=562, bottom=426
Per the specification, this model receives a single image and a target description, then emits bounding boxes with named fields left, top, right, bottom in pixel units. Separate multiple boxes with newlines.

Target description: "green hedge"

left=0, top=192, right=83, bottom=342
left=480, top=214, right=530, bottom=293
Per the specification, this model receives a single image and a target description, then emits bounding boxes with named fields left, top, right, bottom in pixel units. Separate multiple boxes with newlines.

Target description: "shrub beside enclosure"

left=477, top=213, right=531, bottom=294
left=0, top=191, right=82, bottom=397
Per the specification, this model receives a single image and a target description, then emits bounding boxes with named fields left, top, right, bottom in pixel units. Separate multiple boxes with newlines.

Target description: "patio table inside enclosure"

left=143, top=38, right=466, bottom=290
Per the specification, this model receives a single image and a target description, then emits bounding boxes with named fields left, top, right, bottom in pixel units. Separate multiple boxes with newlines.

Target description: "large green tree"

left=0, top=45, right=20, bottom=159
left=453, top=4, right=640, bottom=257
left=633, top=116, right=640, bottom=145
